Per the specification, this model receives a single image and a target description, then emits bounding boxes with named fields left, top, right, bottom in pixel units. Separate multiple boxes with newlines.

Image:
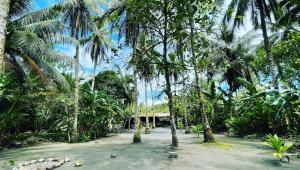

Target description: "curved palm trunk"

left=0, top=0, right=10, bottom=74
left=163, top=0, right=178, bottom=148
left=190, top=17, right=214, bottom=143
left=133, top=70, right=141, bottom=143
left=145, top=79, right=150, bottom=134
left=257, top=0, right=278, bottom=90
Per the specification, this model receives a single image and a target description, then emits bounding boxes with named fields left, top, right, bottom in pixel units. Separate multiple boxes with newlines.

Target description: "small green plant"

left=191, top=124, right=202, bottom=138
left=266, top=134, right=293, bottom=163
left=177, top=119, right=184, bottom=130
left=80, top=132, right=91, bottom=142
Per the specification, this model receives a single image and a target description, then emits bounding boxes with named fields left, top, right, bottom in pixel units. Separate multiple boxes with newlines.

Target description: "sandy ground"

left=0, top=128, right=299, bottom=170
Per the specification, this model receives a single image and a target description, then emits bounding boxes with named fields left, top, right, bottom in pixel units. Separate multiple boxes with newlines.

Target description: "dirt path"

left=1, top=128, right=299, bottom=170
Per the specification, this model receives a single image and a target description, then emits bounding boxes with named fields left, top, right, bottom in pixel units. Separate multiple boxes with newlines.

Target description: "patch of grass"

left=201, top=142, right=233, bottom=151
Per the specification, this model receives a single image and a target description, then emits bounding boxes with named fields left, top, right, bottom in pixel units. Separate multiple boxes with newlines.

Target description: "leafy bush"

left=191, top=124, right=203, bottom=138
left=225, top=116, right=269, bottom=136
left=266, top=134, right=293, bottom=162
left=80, top=132, right=91, bottom=142
left=177, top=119, right=184, bottom=130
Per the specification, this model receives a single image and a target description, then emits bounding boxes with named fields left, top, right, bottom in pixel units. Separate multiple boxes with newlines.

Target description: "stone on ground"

left=75, top=160, right=82, bottom=167
left=110, top=153, right=117, bottom=158
left=168, top=152, right=178, bottom=159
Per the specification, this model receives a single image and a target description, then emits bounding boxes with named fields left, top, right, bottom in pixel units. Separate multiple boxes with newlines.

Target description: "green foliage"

left=191, top=124, right=203, bottom=138
left=177, top=119, right=184, bottom=130
left=266, top=134, right=293, bottom=161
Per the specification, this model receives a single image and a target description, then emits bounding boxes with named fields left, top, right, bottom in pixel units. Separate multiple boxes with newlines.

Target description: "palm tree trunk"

left=150, top=81, right=155, bottom=128
left=0, top=0, right=10, bottom=74
left=133, top=70, right=141, bottom=143
left=145, top=79, right=150, bottom=133
left=163, top=0, right=178, bottom=148
left=190, top=17, right=214, bottom=143
left=71, top=11, right=81, bottom=142
left=183, top=84, right=190, bottom=133
left=257, top=0, right=278, bottom=90
left=91, top=59, right=97, bottom=91
left=72, top=44, right=80, bottom=142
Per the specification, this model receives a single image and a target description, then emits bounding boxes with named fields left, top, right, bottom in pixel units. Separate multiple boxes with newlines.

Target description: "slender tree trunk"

left=128, top=118, right=131, bottom=131
left=183, top=83, right=190, bottom=133
left=0, top=0, right=10, bottom=74
left=145, top=79, right=150, bottom=133
left=91, top=59, right=97, bottom=91
left=71, top=11, right=81, bottom=142
left=133, top=70, right=141, bottom=143
left=72, top=44, right=80, bottom=142
left=228, top=90, right=233, bottom=118
left=150, top=81, right=156, bottom=128
left=207, top=64, right=216, bottom=120
left=257, top=0, right=278, bottom=90
left=189, top=17, right=214, bottom=143
left=163, top=0, right=178, bottom=148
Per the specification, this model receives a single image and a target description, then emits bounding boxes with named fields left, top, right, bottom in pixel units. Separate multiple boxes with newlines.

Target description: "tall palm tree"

left=103, top=0, right=143, bottom=143
left=223, top=0, right=279, bottom=89
left=58, top=0, right=103, bottom=141
left=137, top=56, right=156, bottom=134
left=82, top=23, right=111, bottom=92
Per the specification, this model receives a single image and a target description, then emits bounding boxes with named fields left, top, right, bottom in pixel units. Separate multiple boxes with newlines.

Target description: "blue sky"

left=33, top=0, right=167, bottom=105
left=32, top=0, right=258, bottom=105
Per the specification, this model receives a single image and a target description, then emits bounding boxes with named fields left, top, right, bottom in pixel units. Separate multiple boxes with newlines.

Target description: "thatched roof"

left=132, top=112, right=170, bottom=118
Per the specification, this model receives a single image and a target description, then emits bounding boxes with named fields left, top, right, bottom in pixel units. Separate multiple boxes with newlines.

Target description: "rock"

left=30, top=160, right=37, bottom=164
left=75, top=160, right=82, bottom=167
left=53, top=157, right=60, bottom=161
left=110, top=153, right=117, bottom=158
left=18, top=163, right=24, bottom=166
left=46, top=164, right=56, bottom=170
left=65, top=158, right=70, bottom=162
left=168, top=152, right=178, bottom=159
left=37, top=168, right=47, bottom=170
left=58, top=157, right=65, bottom=162
left=53, top=163, right=61, bottom=168
left=24, top=161, right=31, bottom=166
left=38, top=158, right=45, bottom=163
left=46, top=158, right=53, bottom=162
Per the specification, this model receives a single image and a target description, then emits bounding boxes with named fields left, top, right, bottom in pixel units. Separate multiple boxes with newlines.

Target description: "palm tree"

left=5, top=1, right=77, bottom=89
left=223, top=0, right=279, bottom=89
left=103, top=0, right=143, bottom=143
left=188, top=14, right=215, bottom=142
left=82, top=23, right=111, bottom=92
left=57, top=0, right=103, bottom=141
left=214, top=25, right=256, bottom=118
left=133, top=34, right=156, bottom=134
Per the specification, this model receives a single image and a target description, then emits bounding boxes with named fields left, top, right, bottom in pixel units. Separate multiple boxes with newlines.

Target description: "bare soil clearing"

left=1, top=128, right=299, bottom=170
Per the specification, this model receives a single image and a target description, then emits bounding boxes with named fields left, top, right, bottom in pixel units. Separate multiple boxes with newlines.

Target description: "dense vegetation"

left=0, top=0, right=300, bottom=149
